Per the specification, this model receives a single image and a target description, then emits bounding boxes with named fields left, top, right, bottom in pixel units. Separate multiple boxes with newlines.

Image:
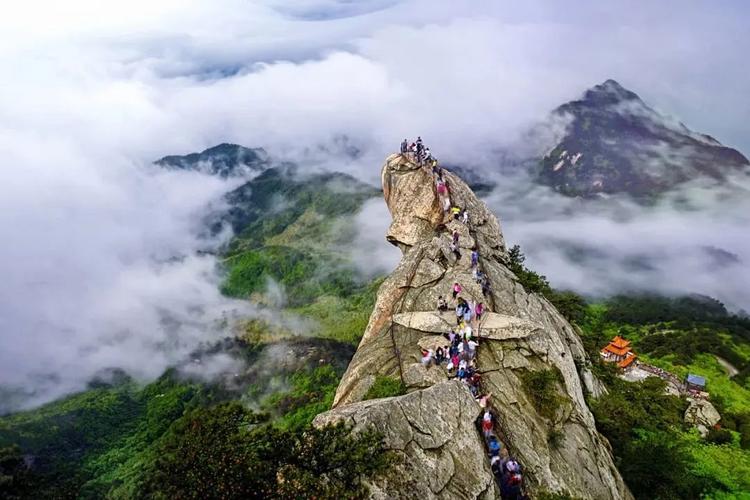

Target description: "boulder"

left=326, top=154, right=632, bottom=499
left=314, top=381, right=498, bottom=499
left=684, top=398, right=721, bottom=436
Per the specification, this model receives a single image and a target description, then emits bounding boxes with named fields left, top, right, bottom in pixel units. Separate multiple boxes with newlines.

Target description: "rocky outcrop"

left=317, top=153, right=632, bottom=499
left=684, top=398, right=721, bottom=437
left=315, top=380, right=498, bottom=499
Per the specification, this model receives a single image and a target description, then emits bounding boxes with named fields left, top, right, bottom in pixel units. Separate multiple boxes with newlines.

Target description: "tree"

left=139, top=402, right=393, bottom=499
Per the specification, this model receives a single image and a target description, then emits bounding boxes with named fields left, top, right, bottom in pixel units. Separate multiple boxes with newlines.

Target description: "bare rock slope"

left=315, top=154, right=632, bottom=499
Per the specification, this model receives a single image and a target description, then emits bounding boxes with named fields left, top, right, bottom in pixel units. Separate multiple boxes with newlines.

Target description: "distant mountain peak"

left=155, top=143, right=270, bottom=178
left=567, top=79, right=642, bottom=109
left=538, top=80, right=749, bottom=197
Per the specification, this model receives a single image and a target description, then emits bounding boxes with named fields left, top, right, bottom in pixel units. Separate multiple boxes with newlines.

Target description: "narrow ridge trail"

left=316, top=151, right=633, bottom=500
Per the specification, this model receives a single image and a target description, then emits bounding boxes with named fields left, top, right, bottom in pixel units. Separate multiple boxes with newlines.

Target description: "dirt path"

left=715, top=355, right=739, bottom=377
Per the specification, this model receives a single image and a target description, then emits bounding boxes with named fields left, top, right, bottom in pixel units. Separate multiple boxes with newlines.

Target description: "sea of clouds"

left=1, top=0, right=749, bottom=410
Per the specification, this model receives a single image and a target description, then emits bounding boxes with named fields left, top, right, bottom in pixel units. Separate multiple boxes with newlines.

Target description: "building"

left=600, top=335, right=637, bottom=369
left=686, top=373, right=707, bottom=393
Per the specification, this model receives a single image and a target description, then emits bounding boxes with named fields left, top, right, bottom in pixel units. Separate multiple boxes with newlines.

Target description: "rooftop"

left=686, top=374, right=707, bottom=387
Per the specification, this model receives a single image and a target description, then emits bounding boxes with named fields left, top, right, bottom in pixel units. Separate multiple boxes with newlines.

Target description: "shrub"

left=363, top=376, right=407, bottom=401
left=520, top=369, right=564, bottom=421
left=139, top=403, right=393, bottom=499
left=548, top=290, right=588, bottom=324
left=706, top=427, right=734, bottom=446
left=620, top=430, right=711, bottom=500
left=507, top=245, right=552, bottom=296
left=547, top=428, right=565, bottom=449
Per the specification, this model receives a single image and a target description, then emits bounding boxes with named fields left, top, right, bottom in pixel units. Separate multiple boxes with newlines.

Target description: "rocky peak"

left=315, top=153, right=632, bottom=499
left=578, top=79, right=641, bottom=107
left=539, top=80, right=749, bottom=197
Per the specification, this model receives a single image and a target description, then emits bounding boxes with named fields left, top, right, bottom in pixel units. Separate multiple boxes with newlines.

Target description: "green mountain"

left=3, top=147, right=750, bottom=499
left=155, top=143, right=272, bottom=178
left=217, top=164, right=380, bottom=307
left=538, top=80, right=750, bottom=197
left=0, top=149, right=386, bottom=499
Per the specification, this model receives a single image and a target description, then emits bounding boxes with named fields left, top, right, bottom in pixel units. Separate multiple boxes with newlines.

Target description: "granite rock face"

left=317, top=154, right=632, bottom=499
left=684, top=398, right=721, bottom=437
left=315, top=381, right=497, bottom=499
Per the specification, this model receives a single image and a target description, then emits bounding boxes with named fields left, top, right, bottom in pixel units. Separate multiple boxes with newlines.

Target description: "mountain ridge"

left=538, top=79, right=750, bottom=197
left=315, top=153, right=632, bottom=499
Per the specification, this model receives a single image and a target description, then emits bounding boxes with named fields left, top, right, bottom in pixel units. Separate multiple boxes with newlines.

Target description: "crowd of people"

left=403, top=138, right=526, bottom=499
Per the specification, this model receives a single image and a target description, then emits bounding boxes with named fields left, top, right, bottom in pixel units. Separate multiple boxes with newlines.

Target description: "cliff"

left=314, top=153, right=632, bottom=499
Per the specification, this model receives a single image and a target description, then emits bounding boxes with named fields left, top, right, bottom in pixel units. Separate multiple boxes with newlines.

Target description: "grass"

left=363, top=376, right=406, bottom=401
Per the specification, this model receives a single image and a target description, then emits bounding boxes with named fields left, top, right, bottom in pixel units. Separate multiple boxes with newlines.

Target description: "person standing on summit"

left=400, top=138, right=408, bottom=154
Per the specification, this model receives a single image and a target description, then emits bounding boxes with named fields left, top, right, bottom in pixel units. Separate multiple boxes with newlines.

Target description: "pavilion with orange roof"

left=600, top=335, right=637, bottom=369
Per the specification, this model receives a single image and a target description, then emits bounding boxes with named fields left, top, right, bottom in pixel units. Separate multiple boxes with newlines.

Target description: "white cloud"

left=1, top=0, right=749, bottom=410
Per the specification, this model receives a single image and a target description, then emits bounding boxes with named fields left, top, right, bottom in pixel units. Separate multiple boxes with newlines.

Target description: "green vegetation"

left=520, top=368, right=565, bottom=421
left=0, top=163, right=389, bottom=498
left=137, top=403, right=393, bottom=499
left=577, top=294, right=750, bottom=499
left=263, top=365, right=341, bottom=431
left=537, top=492, right=583, bottom=500
left=0, top=353, right=386, bottom=498
left=219, top=167, right=379, bottom=306
left=291, top=278, right=382, bottom=345
left=363, top=376, right=406, bottom=401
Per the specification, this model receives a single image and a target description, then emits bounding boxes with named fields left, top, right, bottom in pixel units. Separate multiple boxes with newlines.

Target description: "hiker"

left=471, top=249, right=479, bottom=268
left=475, top=302, right=484, bottom=321
left=448, top=352, right=460, bottom=371
left=501, top=459, right=524, bottom=500
left=479, top=393, right=492, bottom=408
left=491, top=455, right=503, bottom=477
left=467, top=338, right=478, bottom=358
left=469, top=371, right=482, bottom=389
left=482, top=411, right=494, bottom=437
left=442, top=197, right=451, bottom=213
left=431, top=159, right=440, bottom=175
left=448, top=329, right=456, bottom=343
left=463, top=299, right=473, bottom=323
left=452, top=230, right=459, bottom=245
left=461, top=338, right=470, bottom=361
left=452, top=282, right=462, bottom=299
left=421, top=349, right=433, bottom=367
left=482, top=279, right=491, bottom=297
left=435, top=346, right=446, bottom=364
left=400, top=138, right=408, bottom=154
left=450, top=241, right=461, bottom=260
left=437, top=295, right=448, bottom=312
left=461, top=209, right=469, bottom=224
left=424, top=147, right=432, bottom=161
left=451, top=205, right=461, bottom=220
left=463, top=324, right=473, bottom=340
left=488, top=436, right=502, bottom=457
left=474, top=269, right=484, bottom=283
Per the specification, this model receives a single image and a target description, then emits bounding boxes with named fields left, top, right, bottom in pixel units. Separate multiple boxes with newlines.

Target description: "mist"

left=2, top=0, right=749, bottom=410
left=484, top=167, right=750, bottom=312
